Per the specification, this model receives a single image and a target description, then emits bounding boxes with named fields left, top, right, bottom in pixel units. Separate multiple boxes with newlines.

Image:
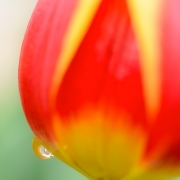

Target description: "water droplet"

left=32, top=136, right=54, bottom=159
left=39, top=146, right=54, bottom=158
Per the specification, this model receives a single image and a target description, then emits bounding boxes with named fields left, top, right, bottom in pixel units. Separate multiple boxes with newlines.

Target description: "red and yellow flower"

left=18, top=0, right=180, bottom=179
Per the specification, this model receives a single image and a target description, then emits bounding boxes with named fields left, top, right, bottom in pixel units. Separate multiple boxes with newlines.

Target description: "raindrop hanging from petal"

left=32, top=137, right=54, bottom=159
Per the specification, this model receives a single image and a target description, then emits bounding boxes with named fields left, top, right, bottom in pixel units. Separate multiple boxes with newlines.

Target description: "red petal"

left=19, top=0, right=77, bottom=142
left=56, top=1, right=147, bottom=127
left=145, top=0, right=180, bottom=166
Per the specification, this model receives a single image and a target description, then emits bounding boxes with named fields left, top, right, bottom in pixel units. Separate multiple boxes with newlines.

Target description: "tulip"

left=18, top=0, right=180, bottom=179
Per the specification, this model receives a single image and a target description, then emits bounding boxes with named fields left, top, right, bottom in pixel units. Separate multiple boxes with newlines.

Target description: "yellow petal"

left=53, top=106, right=147, bottom=180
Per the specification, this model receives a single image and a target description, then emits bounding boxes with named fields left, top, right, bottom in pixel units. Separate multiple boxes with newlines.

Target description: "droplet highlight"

left=39, top=145, right=54, bottom=158
left=32, top=136, right=54, bottom=159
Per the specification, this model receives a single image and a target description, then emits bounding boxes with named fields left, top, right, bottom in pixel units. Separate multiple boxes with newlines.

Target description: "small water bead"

left=32, top=136, right=54, bottom=159
left=39, top=145, right=54, bottom=158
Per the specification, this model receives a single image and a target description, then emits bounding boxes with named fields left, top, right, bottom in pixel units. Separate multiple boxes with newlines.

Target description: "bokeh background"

left=0, top=1, right=85, bottom=180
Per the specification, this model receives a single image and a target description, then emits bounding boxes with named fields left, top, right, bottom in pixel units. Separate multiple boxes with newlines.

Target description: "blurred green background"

left=0, top=1, right=85, bottom=180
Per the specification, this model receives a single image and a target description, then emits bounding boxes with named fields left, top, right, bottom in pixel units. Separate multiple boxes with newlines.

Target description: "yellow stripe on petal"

left=127, top=0, right=163, bottom=121
left=50, top=0, right=102, bottom=105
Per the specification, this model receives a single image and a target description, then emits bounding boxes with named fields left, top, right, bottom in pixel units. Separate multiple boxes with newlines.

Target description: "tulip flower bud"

left=19, top=0, right=180, bottom=179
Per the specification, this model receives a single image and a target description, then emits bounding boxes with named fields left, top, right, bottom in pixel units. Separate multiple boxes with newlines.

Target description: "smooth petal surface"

left=128, top=0, right=180, bottom=178
left=145, top=0, right=180, bottom=167
left=19, top=0, right=180, bottom=179
left=55, top=0, right=146, bottom=126
left=127, top=0, right=163, bottom=120
left=19, top=0, right=78, bottom=143
left=52, top=1, right=148, bottom=179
